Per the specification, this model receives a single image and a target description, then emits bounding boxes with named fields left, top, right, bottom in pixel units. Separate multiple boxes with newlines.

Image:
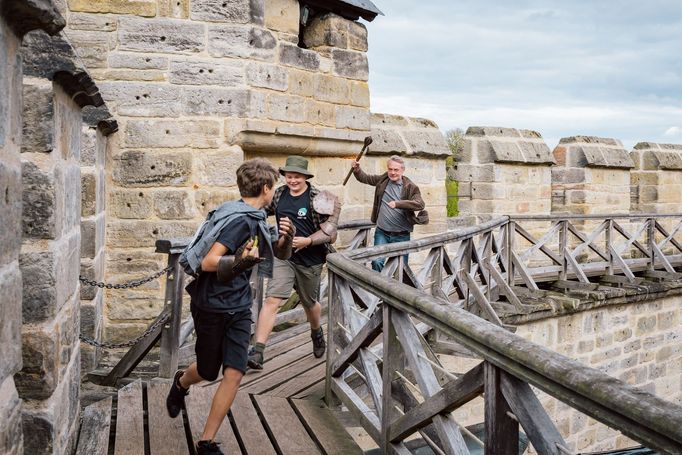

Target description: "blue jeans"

left=372, top=228, right=410, bottom=272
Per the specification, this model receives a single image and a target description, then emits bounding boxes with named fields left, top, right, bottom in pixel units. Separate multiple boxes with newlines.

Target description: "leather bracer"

left=216, top=243, right=262, bottom=283
left=310, top=190, right=341, bottom=245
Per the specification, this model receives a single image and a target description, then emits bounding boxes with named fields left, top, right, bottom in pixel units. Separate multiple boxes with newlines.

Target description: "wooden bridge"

left=77, top=214, right=682, bottom=454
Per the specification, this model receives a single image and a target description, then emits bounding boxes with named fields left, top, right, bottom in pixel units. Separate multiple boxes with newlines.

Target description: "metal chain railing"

left=78, top=265, right=175, bottom=348
left=79, top=312, right=171, bottom=349
left=78, top=265, right=173, bottom=289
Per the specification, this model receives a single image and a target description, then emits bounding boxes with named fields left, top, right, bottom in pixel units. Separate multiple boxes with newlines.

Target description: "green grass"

left=446, top=179, right=459, bottom=217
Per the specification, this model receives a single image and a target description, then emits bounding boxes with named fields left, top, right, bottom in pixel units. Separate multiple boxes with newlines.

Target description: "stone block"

left=158, top=0, right=189, bottom=18
left=79, top=255, right=103, bottom=300
left=208, top=25, right=276, bottom=60
left=67, top=12, right=117, bottom=31
left=0, top=376, right=23, bottom=455
left=287, top=69, right=314, bottom=97
left=195, top=188, right=241, bottom=215
left=0, top=160, right=22, bottom=265
left=305, top=100, right=335, bottom=126
left=22, top=161, right=56, bottom=239
left=348, top=21, right=368, bottom=51
left=264, top=0, right=298, bottom=34
left=67, top=0, right=156, bottom=16
left=552, top=168, right=585, bottom=184
left=331, top=48, right=368, bottom=80
left=193, top=145, right=243, bottom=186
left=106, top=294, right=164, bottom=320
left=350, top=81, right=369, bottom=107
left=119, top=17, right=205, bottom=54
left=21, top=81, right=54, bottom=153
left=105, top=250, right=166, bottom=277
left=466, top=126, right=521, bottom=137
left=170, top=58, right=244, bottom=86
left=123, top=119, right=221, bottom=148
left=304, top=13, right=348, bottom=49
left=266, top=93, right=305, bottom=122
left=79, top=127, right=96, bottom=167
left=246, top=62, right=288, bottom=91
left=314, top=74, right=349, bottom=104
left=99, top=81, right=181, bottom=117
left=489, top=141, right=525, bottom=163
left=109, top=52, right=168, bottom=70
left=16, top=324, right=59, bottom=399
left=369, top=128, right=405, bottom=154
left=112, top=150, right=192, bottom=187
left=81, top=216, right=104, bottom=258
left=152, top=190, right=195, bottom=219
left=190, top=0, right=262, bottom=23
left=454, top=164, right=495, bottom=183
left=0, top=265, right=22, bottom=380
left=183, top=87, right=250, bottom=116
left=335, top=105, right=369, bottom=130
left=402, top=130, right=449, bottom=156
left=279, top=42, right=320, bottom=71
left=80, top=171, right=96, bottom=217
left=107, top=220, right=198, bottom=248
left=109, top=190, right=153, bottom=219
left=63, top=29, right=110, bottom=68
left=518, top=141, right=554, bottom=164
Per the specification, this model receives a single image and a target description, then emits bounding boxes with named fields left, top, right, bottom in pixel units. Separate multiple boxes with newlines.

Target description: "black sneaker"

left=166, top=370, right=188, bottom=418
left=247, top=347, right=264, bottom=370
left=312, top=327, right=326, bottom=358
left=196, top=440, right=223, bottom=455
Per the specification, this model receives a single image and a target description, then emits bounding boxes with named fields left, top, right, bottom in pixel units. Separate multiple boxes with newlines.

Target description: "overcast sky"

left=365, top=0, right=682, bottom=148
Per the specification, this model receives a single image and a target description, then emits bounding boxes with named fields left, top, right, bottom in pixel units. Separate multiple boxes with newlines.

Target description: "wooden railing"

left=325, top=213, right=682, bottom=454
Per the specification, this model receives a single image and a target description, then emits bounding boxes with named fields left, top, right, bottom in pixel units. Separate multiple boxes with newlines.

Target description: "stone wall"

left=16, top=26, right=113, bottom=453
left=455, top=127, right=554, bottom=223
left=630, top=142, right=682, bottom=214
left=552, top=136, right=634, bottom=215
left=0, top=1, right=65, bottom=453
left=515, top=295, right=681, bottom=452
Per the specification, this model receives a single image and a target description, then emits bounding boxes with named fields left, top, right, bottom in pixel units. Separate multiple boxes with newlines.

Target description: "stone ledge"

left=557, top=136, right=634, bottom=169
left=1, top=0, right=65, bottom=37
left=632, top=142, right=682, bottom=170
left=464, top=126, right=555, bottom=165
left=82, top=105, right=118, bottom=136
left=369, top=113, right=450, bottom=157
left=21, top=30, right=103, bottom=108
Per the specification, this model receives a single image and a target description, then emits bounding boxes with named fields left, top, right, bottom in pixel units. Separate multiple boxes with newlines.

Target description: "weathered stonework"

left=455, top=127, right=554, bottom=222
left=552, top=136, right=633, bottom=215
left=0, top=2, right=68, bottom=450
left=630, top=142, right=682, bottom=214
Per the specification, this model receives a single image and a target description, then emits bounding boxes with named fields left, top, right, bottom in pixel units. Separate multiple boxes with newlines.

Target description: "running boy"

left=166, top=159, right=294, bottom=455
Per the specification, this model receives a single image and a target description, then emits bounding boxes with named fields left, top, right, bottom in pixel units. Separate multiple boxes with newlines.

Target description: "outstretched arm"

left=273, top=216, right=295, bottom=260
left=351, top=161, right=383, bottom=186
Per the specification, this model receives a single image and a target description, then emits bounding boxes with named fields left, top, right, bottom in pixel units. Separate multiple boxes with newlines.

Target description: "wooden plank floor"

left=75, top=322, right=364, bottom=454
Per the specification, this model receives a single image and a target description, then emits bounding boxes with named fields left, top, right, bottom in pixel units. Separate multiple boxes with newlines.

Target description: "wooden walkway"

left=75, top=322, right=364, bottom=454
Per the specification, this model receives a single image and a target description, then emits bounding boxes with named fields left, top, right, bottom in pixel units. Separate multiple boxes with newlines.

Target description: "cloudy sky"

left=365, top=0, right=682, bottom=148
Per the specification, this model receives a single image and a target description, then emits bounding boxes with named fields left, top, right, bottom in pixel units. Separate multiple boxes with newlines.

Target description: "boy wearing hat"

left=248, top=155, right=340, bottom=370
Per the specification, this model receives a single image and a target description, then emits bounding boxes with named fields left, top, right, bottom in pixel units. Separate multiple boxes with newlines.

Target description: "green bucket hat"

left=279, top=155, right=314, bottom=178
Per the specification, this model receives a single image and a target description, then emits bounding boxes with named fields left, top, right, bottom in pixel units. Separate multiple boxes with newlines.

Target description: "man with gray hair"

left=351, top=155, right=426, bottom=272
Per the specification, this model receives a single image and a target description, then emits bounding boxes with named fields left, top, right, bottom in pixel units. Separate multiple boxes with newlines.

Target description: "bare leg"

left=177, top=362, right=204, bottom=389
left=303, top=301, right=321, bottom=331
left=254, top=296, right=282, bottom=345
left=200, top=367, right=244, bottom=441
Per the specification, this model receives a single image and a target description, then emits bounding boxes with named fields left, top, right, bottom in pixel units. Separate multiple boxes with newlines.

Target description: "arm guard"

left=310, top=191, right=341, bottom=245
left=216, top=243, right=262, bottom=284
left=274, top=227, right=294, bottom=260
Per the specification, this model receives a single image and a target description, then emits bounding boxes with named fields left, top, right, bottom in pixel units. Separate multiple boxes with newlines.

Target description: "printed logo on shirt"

left=297, top=207, right=308, bottom=218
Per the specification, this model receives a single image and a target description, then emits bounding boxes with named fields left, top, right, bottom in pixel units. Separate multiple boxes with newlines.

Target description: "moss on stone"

left=446, top=179, right=459, bottom=217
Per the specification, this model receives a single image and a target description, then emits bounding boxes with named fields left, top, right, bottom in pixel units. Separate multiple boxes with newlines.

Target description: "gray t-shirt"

left=376, top=180, right=413, bottom=233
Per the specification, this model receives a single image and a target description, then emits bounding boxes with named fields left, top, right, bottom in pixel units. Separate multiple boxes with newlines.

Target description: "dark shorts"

left=265, top=258, right=323, bottom=309
left=191, top=304, right=251, bottom=380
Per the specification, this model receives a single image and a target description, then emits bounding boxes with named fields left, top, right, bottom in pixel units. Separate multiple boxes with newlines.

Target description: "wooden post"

left=606, top=218, right=614, bottom=275
left=381, top=304, right=401, bottom=453
left=559, top=220, right=568, bottom=281
left=484, top=362, right=518, bottom=455
left=647, top=217, right=655, bottom=271
left=325, top=272, right=341, bottom=407
left=505, top=221, right=515, bottom=287
left=158, top=253, right=184, bottom=378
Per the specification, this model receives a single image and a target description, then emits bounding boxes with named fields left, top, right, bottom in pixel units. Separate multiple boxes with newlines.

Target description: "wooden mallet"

left=342, top=136, right=373, bottom=186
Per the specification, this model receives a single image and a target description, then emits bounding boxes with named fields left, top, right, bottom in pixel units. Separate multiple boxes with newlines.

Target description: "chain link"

left=79, top=312, right=171, bottom=349
left=79, top=265, right=174, bottom=289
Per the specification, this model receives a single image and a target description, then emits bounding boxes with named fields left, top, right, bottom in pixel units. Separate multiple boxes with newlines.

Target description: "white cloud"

left=366, top=1, right=682, bottom=149
left=664, top=127, right=681, bottom=137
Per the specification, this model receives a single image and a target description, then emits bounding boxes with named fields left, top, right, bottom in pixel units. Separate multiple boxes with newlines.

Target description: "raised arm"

left=351, top=161, right=384, bottom=186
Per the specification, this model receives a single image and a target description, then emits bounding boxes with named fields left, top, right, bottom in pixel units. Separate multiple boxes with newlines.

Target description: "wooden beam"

left=76, top=397, right=112, bottom=455
left=390, top=363, right=484, bottom=442
left=484, top=362, right=518, bottom=455
left=331, top=308, right=383, bottom=377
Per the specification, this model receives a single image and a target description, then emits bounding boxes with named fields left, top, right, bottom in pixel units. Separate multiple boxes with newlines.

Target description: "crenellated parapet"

left=552, top=136, right=634, bottom=216
left=455, top=126, right=554, bottom=223
left=630, top=142, right=682, bottom=214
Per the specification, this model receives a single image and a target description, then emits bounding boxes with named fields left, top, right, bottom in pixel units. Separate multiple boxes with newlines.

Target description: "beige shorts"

left=265, top=258, right=323, bottom=309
